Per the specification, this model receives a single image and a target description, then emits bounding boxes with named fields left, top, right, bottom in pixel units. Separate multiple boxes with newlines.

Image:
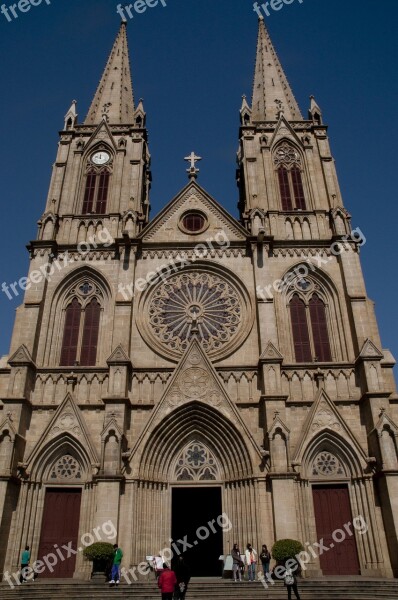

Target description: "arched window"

left=82, top=168, right=110, bottom=215
left=289, top=289, right=332, bottom=363
left=80, top=298, right=101, bottom=366
left=60, top=298, right=81, bottom=366
left=278, top=168, right=293, bottom=211
left=291, top=167, right=306, bottom=210
left=274, top=143, right=307, bottom=211
left=309, top=294, right=332, bottom=362
left=290, top=295, right=312, bottom=362
left=60, top=282, right=102, bottom=367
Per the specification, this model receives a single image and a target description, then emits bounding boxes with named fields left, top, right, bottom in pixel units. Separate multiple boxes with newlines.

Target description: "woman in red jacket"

left=158, top=563, right=177, bottom=600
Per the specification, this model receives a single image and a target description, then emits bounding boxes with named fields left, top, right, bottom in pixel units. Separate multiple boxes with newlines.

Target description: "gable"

left=270, top=115, right=304, bottom=149
left=25, top=393, right=99, bottom=470
left=293, top=389, right=368, bottom=468
left=127, top=339, right=263, bottom=474
left=139, top=181, right=248, bottom=245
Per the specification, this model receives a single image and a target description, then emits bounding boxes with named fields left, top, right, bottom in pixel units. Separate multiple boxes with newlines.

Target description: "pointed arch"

left=60, top=298, right=81, bottom=366
left=41, top=266, right=112, bottom=367
left=280, top=265, right=348, bottom=363
left=80, top=142, right=114, bottom=215
left=29, top=433, right=94, bottom=483
left=300, top=429, right=364, bottom=480
left=289, top=294, right=312, bottom=362
left=137, top=402, right=253, bottom=482
left=309, top=294, right=332, bottom=361
left=273, top=140, right=308, bottom=211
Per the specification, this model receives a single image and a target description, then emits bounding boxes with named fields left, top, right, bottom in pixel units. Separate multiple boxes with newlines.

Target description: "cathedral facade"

left=1, top=18, right=398, bottom=581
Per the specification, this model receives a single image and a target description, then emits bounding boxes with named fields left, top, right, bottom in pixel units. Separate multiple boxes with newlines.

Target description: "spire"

left=85, top=22, right=135, bottom=125
left=252, top=17, right=302, bottom=122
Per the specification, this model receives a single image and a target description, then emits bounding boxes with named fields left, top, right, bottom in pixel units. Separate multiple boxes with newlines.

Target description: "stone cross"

left=184, top=151, right=202, bottom=179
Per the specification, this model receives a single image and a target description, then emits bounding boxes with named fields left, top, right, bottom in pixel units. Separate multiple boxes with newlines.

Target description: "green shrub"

left=83, top=542, right=114, bottom=562
left=271, top=539, right=304, bottom=563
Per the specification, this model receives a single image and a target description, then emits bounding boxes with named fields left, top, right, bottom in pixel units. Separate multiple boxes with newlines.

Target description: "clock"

left=91, top=151, right=110, bottom=165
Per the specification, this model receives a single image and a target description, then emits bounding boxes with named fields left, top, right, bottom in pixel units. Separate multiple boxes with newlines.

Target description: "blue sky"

left=0, top=0, right=397, bottom=373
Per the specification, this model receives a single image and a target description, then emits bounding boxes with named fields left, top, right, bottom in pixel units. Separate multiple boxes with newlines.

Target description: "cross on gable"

left=184, top=151, right=202, bottom=179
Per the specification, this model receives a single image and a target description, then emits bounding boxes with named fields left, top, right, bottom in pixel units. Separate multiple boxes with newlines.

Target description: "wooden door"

left=37, top=488, right=82, bottom=578
left=312, top=485, right=360, bottom=575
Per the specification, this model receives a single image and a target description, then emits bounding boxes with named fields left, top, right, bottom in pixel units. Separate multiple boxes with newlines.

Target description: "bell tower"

left=237, top=16, right=344, bottom=240
left=39, top=21, right=151, bottom=246
left=237, top=17, right=398, bottom=576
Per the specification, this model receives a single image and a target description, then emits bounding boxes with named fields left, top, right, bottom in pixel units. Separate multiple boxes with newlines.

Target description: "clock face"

left=91, top=151, right=110, bottom=165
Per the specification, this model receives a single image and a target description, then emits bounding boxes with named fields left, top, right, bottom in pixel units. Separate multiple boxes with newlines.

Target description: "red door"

left=312, top=485, right=360, bottom=575
left=37, top=488, right=82, bottom=578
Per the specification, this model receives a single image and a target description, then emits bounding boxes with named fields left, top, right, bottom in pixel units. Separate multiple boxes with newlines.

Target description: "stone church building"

left=1, top=18, right=397, bottom=581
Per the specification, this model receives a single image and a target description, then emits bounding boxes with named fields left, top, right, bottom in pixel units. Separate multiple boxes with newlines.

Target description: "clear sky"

left=0, top=0, right=397, bottom=374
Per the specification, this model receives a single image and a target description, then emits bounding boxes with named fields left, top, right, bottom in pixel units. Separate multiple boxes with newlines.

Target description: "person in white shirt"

left=245, top=543, right=257, bottom=582
left=153, top=554, right=165, bottom=579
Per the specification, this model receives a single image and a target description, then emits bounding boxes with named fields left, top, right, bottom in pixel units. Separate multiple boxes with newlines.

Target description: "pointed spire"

left=85, top=22, right=135, bottom=125
left=252, top=17, right=302, bottom=122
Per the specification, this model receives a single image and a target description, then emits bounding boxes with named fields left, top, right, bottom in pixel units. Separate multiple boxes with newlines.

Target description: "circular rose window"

left=138, top=267, right=253, bottom=361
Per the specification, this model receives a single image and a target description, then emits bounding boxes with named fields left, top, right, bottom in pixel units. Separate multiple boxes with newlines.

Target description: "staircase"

left=1, top=578, right=398, bottom=599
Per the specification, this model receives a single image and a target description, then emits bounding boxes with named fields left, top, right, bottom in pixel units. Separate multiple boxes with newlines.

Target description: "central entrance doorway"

left=172, top=487, right=223, bottom=577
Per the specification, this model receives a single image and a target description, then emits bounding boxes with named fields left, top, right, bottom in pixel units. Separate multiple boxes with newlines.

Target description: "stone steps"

left=1, top=579, right=398, bottom=599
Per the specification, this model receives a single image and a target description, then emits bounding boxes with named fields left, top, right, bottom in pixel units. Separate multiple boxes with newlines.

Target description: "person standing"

left=231, top=543, right=242, bottom=582
left=245, top=543, right=257, bottom=582
left=283, top=566, right=301, bottom=600
left=158, top=563, right=177, bottom=600
left=154, top=554, right=165, bottom=579
left=174, top=556, right=190, bottom=599
left=20, top=546, right=31, bottom=583
left=259, top=544, right=271, bottom=577
left=109, top=543, right=123, bottom=587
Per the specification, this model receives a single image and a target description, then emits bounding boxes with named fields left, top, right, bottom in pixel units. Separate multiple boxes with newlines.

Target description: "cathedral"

left=1, top=17, right=398, bottom=582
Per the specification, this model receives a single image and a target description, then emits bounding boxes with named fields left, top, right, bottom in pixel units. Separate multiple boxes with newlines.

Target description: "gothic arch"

left=137, top=402, right=253, bottom=482
left=76, top=141, right=115, bottom=215
left=272, top=139, right=311, bottom=211
left=82, top=141, right=115, bottom=164
left=279, top=264, right=349, bottom=363
left=300, top=429, right=364, bottom=480
left=272, top=138, right=305, bottom=164
left=29, top=433, right=94, bottom=483
left=42, top=266, right=112, bottom=366
left=40, top=214, right=57, bottom=241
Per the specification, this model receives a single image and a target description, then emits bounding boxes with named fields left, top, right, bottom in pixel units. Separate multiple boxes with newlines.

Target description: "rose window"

left=148, top=272, right=242, bottom=355
left=51, top=454, right=82, bottom=480
left=175, top=442, right=219, bottom=481
left=312, top=451, right=344, bottom=477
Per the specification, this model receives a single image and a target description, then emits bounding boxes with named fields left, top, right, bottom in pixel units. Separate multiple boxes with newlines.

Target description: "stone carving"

left=180, top=368, right=210, bottom=399
left=175, top=442, right=219, bottom=481
left=312, top=451, right=344, bottom=477
left=51, top=412, right=82, bottom=438
left=50, top=454, right=82, bottom=480
left=274, top=142, right=302, bottom=169
left=311, top=401, right=342, bottom=432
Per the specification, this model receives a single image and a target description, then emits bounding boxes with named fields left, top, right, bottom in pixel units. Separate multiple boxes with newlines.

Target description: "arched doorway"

left=171, top=441, right=223, bottom=576
left=133, top=402, right=257, bottom=575
left=298, top=431, right=376, bottom=576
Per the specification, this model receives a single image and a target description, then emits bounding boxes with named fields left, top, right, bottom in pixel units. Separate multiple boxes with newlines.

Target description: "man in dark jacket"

left=158, top=563, right=177, bottom=600
left=174, top=556, right=191, bottom=599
